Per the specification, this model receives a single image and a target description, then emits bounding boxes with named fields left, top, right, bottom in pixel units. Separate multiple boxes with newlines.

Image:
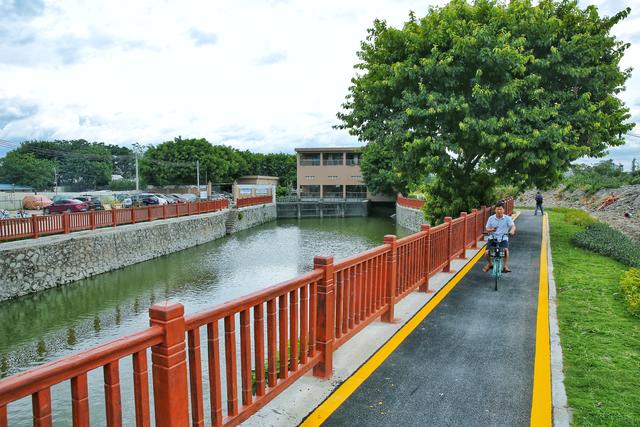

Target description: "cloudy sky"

left=0, top=0, right=639, bottom=168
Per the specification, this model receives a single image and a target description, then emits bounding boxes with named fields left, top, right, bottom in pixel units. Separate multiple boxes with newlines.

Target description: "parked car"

left=127, top=193, right=162, bottom=207
left=180, top=193, right=197, bottom=202
left=74, top=196, right=105, bottom=211
left=43, top=199, right=89, bottom=214
left=169, top=194, right=188, bottom=203
left=153, top=194, right=172, bottom=205
left=22, top=195, right=53, bottom=210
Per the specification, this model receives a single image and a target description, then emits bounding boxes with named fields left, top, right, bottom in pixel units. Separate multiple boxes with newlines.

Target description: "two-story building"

left=295, top=147, right=367, bottom=199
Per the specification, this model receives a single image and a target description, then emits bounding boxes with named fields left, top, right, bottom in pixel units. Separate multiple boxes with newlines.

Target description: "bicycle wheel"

left=493, top=257, right=502, bottom=291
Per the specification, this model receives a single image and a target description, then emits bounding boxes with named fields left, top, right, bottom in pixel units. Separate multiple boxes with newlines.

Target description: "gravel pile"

left=517, top=185, right=640, bottom=241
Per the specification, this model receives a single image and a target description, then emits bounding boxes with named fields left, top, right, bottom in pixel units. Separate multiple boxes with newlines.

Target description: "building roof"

left=237, top=176, right=279, bottom=180
left=295, top=147, right=362, bottom=153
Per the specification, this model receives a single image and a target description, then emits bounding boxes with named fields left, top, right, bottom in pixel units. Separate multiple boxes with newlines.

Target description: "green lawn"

left=549, top=210, right=640, bottom=426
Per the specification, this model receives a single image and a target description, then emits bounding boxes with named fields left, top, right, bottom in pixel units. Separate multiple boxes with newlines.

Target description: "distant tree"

left=337, top=0, right=635, bottom=222
left=107, top=145, right=136, bottom=179
left=0, top=151, right=56, bottom=190
left=16, top=140, right=115, bottom=190
left=632, top=158, right=637, bottom=174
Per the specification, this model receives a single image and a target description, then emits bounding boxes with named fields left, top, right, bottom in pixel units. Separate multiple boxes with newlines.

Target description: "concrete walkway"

left=322, top=214, right=543, bottom=426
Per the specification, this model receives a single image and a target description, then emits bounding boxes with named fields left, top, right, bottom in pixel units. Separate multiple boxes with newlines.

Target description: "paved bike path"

left=322, top=213, right=542, bottom=426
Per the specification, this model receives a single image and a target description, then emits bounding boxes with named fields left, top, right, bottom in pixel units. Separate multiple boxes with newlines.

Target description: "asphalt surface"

left=323, top=213, right=542, bottom=427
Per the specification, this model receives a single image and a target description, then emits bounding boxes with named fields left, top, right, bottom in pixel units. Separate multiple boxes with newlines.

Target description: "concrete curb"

left=546, top=214, right=572, bottom=426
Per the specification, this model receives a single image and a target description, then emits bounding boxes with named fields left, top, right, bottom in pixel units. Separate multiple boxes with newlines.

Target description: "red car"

left=43, top=199, right=89, bottom=214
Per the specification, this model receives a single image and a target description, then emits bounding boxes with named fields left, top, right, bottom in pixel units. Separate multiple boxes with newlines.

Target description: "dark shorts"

left=488, top=239, right=509, bottom=249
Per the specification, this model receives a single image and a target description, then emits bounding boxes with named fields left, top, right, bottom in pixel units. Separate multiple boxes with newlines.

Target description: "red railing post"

left=443, top=217, right=452, bottom=272
left=111, top=208, right=117, bottom=227
left=31, top=214, right=39, bottom=239
left=147, top=206, right=151, bottom=221
left=131, top=208, right=137, bottom=224
left=480, top=206, right=486, bottom=240
left=162, top=204, right=167, bottom=220
left=419, top=225, right=431, bottom=292
left=460, top=212, right=467, bottom=259
left=90, top=210, right=96, bottom=230
left=471, top=209, right=478, bottom=248
left=149, top=302, right=189, bottom=427
left=63, top=212, right=70, bottom=234
left=313, top=256, right=335, bottom=379
left=382, top=235, right=397, bottom=322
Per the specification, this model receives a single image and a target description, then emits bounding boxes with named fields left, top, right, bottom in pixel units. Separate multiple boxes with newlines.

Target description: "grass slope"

left=549, top=210, right=640, bottom=426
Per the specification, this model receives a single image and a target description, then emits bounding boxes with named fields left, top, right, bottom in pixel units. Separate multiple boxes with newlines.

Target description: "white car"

left=149, top=194, right=168, bottom=205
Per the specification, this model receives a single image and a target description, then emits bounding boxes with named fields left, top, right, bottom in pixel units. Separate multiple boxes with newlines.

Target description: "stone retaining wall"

left=230, top=203, right=277, bottom=233
left=0, top=211, right=228, bottom=301
left=396, top=203, right=426, bottom=232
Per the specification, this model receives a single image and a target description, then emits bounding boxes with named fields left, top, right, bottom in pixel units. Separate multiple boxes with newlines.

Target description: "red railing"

left=236, top=196, right=273, bottom=208
left=396, top=195, right=425, bottom=210
left=0, top=197, right=513, bottom=426
left=0, top=200, right=229, bottom=243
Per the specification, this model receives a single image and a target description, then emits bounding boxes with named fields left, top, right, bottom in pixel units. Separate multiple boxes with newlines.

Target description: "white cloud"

left=0, top=0, right=638, bottom=169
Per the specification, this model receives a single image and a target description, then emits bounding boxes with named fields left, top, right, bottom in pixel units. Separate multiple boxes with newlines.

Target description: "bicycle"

left=483, top=233, right=511, bottom=291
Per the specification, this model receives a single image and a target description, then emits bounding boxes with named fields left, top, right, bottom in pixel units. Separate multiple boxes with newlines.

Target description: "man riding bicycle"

left=482, top=201, right=516, bottom=273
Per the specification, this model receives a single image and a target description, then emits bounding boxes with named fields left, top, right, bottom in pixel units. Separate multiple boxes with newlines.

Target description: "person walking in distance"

left=534, top=191, right=544, bottom=216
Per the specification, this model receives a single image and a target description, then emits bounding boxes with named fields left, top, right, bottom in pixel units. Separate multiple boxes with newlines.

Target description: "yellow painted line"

left=300, top=246, right=487, bottom=427
left=530, top=213, right=552, bottom=426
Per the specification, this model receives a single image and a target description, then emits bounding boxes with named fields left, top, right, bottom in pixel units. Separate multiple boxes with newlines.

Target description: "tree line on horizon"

left=0, top=138, right=297, bottom=192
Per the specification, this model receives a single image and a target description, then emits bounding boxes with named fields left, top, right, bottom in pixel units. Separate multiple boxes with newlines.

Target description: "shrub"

left=620, top=268, right=640, bottom=317
left=572, top=222, right=640, bottom=268
left=564, top=209, right=597, bottom=227
left=109, top=179, right=136, bottom=191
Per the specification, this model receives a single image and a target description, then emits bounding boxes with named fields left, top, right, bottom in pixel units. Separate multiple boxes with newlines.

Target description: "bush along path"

left=548, top=209, right=640, bottom=425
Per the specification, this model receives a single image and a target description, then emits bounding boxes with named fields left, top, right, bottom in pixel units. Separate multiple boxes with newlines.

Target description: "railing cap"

left=313, top=255, right=334, bottom=266
left=149, top=301, right=184, bottom=321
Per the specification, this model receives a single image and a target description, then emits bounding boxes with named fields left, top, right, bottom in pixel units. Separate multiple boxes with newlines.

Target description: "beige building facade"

left=295, top=147, right=367, bottom=199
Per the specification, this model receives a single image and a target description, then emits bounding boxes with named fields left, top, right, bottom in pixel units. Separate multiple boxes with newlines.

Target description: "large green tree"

left=338, top=0, right=634, bottom=222
left=16, top=140, right=119, bottom=190
left=141, top=137, right=297, bottom=188
left=0, top=151, right=56, bottom=190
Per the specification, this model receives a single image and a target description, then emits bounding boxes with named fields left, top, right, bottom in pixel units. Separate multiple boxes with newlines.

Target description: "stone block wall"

left=230, top=203, right=277, bottom=233
left=0, top=211, right=227, bottom=301
left=396, top=203, right=426, bottom=232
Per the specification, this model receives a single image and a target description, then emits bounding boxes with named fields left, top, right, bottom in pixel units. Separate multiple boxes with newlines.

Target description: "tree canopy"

left=0, top=137, right=297, bottom=192
left=0, top=151, right=56, bottom=191
left=140, top=137, right=297, bottom=189
left=338, top=0, right=634, bottom=222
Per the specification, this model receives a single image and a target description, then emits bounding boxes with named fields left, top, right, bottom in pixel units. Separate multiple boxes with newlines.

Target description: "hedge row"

left=620, top=268, right=640, bottom=317
left=572, top=222, right=640, bottom=268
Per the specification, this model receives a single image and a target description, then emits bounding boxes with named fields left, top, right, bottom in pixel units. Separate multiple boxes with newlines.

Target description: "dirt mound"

left=517, top=185, right=640, bottom=241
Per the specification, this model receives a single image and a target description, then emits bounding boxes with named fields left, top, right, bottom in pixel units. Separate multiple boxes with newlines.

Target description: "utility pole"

left=196, top=160, right=200, bottom=197
left=53, top=167, right=58, bottom=194
left=135, top=154, right=140, bottom=191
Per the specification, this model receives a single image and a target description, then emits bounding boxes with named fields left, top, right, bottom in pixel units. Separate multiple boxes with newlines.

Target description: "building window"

left=323, top=153, right=344, bottom=166
left=300, top=185, right=320, bottom=198
left=346, top=152, right=361, bottom=166
left=305, top=176, right=316, bottom=180
left=351, top=176, right=362, bottom=180
left=346, top=185, right=367, bottom=199
left=323, top=185, right=343, bottom=198
left=328, top=176, right=338, bottom=180
left=300, top=153, right=321, bottom=166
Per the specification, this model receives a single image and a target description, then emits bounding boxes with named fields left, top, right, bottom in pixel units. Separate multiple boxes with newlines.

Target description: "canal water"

left=0, top=216, right=410, bottom=425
